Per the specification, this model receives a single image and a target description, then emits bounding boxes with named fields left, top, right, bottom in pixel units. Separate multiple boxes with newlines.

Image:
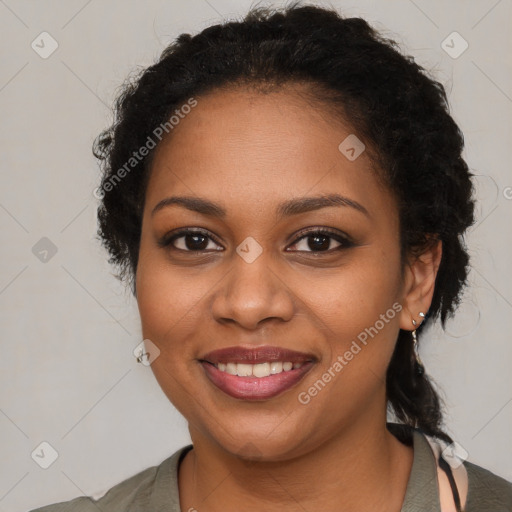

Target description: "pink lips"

left=200, top=346, right=316, bottom=400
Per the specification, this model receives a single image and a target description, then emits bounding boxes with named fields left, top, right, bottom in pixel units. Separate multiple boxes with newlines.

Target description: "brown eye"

left=158, top=228, right=223, bottom=252
left=287, top=229, right=354, bottom=253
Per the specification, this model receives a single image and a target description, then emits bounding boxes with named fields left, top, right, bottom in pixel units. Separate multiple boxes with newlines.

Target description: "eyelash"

left=157, top=227, right=354, bottom=254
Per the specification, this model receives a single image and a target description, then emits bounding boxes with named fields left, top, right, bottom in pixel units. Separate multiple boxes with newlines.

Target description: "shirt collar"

left=400, top=427, right=442, bottom=512
left=153, top=426, right=442, bottom=512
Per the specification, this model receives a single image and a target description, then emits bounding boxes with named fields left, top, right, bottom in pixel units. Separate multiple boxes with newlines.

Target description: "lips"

left=201, top=345, right=315, bottom=365
left=199, top=346, right=316, bottom=400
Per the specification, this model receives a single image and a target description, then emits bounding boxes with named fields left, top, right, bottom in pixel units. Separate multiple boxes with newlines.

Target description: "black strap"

left=438, top=454, right=463, bottom=511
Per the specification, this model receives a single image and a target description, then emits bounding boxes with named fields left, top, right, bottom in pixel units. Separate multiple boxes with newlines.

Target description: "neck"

left=178, top=412, right=413, bottom=512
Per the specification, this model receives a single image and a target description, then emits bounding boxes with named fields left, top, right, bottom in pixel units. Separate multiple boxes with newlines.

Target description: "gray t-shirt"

left=29, top=426, right=512, bottom=511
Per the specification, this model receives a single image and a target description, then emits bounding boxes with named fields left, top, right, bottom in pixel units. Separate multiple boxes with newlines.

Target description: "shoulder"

left=402, top=424, right=512, bottom=512
left=464, top=459, right=512, bottom=511
left=27, top=445, right=191, bottom=512
left=28, top=465, right=162, bottom=512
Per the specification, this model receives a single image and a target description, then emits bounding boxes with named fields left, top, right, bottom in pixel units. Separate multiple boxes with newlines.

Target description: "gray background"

left=0, top=0, right=511, bottom=510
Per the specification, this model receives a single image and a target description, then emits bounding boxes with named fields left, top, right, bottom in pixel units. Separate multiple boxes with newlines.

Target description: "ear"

left=399, top=238, right=443, bottom=330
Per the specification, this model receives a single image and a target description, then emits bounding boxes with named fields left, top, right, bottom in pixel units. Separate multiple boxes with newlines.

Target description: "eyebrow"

left=151, top=193, right=370, bottom=219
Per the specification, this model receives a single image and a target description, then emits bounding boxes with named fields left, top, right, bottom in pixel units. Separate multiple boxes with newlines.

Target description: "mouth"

left=199, top=346, right=316, bottom=400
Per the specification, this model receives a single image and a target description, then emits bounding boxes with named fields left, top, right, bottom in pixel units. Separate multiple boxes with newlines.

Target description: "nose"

left=211, top=251, right=295, bottom=330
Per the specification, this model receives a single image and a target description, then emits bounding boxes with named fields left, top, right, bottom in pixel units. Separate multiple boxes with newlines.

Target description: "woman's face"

left=136, top=85, right=411, bottom=460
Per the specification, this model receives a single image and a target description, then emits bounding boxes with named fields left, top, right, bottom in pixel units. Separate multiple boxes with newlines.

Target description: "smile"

left=215, top=361, right=303, bottom=377
left=199, top=345, right=316, bottom=400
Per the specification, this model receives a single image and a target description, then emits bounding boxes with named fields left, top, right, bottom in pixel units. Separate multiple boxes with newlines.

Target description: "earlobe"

left=399, top=238, right=442, bottom=330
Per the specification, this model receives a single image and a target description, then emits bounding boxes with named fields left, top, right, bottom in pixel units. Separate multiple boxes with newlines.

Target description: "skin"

left=135, top=83, right=442, bottom=512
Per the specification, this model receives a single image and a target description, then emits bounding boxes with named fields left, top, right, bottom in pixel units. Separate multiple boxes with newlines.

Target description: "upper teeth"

left=216, top=361, right=302, bottom=377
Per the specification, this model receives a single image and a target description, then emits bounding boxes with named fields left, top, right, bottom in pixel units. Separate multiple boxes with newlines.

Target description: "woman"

left=30, top=3, right=512, bottom=511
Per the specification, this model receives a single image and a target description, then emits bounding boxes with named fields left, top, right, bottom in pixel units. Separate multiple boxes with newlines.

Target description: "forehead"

left=144, top=85, right=395, bottom=221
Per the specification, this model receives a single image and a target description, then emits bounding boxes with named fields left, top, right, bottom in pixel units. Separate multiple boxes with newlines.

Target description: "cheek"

left=135, top=254, right=206, bottom=415
left=297, top=251, right=403, bottom=395
left=136, top=244, right=204, bottom=340
left=292, top=262, right=402, bottom=423
left=136, top=262, right=174, bottom=338
left=299, top=251, right=401, bottom=332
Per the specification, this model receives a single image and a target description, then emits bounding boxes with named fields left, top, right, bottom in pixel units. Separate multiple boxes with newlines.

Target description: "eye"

left=287, top=228, right=354, bottom=253
left=158, top=227, right=354, bottom=254
left=158, top=228, right=223, bottom=252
